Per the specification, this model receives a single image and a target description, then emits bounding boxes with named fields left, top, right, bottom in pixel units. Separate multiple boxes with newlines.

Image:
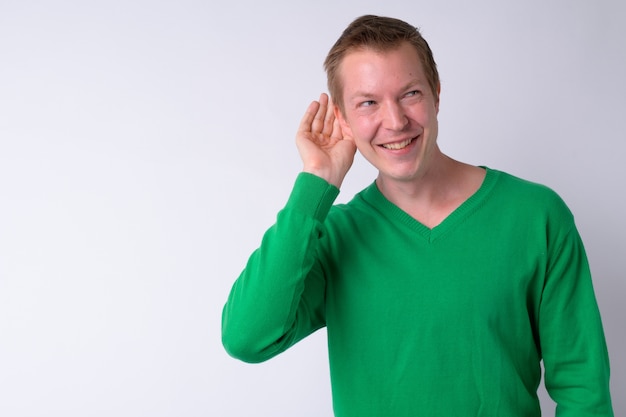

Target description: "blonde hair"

left=324, top=15, right=440, bottom=112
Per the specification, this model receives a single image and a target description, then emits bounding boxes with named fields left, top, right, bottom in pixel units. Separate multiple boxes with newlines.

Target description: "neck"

left=376, top=151, right=455, bottom=202
left=376, top=153, right=485, bottom=228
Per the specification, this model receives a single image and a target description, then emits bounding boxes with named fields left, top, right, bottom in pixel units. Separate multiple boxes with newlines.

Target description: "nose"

left=382, top=101, right=408, bottom=131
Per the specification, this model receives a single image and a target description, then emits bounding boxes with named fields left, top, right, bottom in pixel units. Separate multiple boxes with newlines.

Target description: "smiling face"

left=335, top=42, right=441, bottom=185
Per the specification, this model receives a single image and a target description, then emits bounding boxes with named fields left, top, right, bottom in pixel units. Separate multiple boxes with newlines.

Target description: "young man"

left=222, top=15, right=613, bottom=416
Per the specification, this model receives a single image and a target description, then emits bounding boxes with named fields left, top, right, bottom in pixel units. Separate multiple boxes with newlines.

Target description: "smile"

left=380, top=137, right=416, bottom=150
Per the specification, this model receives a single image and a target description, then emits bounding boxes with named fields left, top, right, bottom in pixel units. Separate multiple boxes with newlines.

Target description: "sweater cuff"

left=284, top=172, right=340, bottom=222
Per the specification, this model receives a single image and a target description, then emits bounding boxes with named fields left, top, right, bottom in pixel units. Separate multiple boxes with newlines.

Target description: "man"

left=222, top=15, right=613, bottom=416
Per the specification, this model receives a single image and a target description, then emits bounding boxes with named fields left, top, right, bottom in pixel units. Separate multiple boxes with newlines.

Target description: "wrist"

left=302, top=167, right=344, bottom=188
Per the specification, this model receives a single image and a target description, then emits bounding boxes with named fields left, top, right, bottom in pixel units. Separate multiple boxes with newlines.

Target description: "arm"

left=221, top=94, right=356, bottom=363
left=539, top=224, right=614, bottom=416
left=221, top=173, right=338, bottom=363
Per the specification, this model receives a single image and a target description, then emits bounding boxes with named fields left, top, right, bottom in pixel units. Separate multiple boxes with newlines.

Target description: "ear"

left=333, top=102, right=353, bottom=138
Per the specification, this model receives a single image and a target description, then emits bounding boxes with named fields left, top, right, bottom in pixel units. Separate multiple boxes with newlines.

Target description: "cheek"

left=353, top=141, right=373, bottom=156
left=352, top=130, right=377, bottom=153
left=411, top=112, right=437, bottom=133
left=425, top=104, right=440, bottom=122
left=348, top=117, right=377, bottom=141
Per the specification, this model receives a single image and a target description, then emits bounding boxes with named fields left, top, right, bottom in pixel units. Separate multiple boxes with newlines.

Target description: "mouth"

left=380, top=136, right=417, bottom=150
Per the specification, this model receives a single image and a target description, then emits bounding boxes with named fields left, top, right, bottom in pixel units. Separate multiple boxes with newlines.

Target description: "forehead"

left=338, top=42, right=426, bottom=95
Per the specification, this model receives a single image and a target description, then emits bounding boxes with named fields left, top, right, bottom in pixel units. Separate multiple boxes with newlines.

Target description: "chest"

left=322, top=218, right=547, bottom=340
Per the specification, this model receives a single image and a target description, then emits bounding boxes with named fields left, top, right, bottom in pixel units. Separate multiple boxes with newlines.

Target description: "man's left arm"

left=539, top=224, right=614, bottom=416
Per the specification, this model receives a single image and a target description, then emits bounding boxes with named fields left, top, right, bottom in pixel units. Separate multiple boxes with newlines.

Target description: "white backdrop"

left=1, top=1, right=624, bottom=416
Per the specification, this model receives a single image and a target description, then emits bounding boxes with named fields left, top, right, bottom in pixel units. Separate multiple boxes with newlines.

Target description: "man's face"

left=335, top=42, right=440, bottom=184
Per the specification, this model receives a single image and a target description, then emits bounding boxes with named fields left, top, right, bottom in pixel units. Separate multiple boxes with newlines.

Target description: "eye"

left=405, top=90, right=421, bottom=97
left=360, top=100, right=376, bottom=108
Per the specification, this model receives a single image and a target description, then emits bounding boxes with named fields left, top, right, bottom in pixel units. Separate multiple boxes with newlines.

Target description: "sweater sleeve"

left=221, top=173, right=339, bottom=363
left=539, top=222, right=614, bottom=416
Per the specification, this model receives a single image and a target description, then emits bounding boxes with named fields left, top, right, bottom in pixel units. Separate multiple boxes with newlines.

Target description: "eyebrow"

left=349, top=79, right=425, bottom=101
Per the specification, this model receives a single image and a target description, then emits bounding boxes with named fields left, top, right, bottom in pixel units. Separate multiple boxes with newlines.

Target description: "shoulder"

left=484, top=168, right=580, bottom=250
left=320, top=182, right=388, bottom=242
left=488, top=168, right=572, bottom=219
left=477, top=168, right=585, bottom=259
left=326, top=190, right=371, bottom=227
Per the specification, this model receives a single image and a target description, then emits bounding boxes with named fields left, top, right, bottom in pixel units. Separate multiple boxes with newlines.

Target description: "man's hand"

left=296, top=93, right=357, bottom=188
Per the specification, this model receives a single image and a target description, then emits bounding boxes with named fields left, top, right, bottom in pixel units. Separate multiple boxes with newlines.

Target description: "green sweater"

left=222, top=168, right=613, bottom=416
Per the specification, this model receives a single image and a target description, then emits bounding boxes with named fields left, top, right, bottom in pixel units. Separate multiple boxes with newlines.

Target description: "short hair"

left=324, top=15, right=440, bottom=113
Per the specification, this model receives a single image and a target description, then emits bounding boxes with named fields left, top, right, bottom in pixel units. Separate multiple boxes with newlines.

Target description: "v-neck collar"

left=360, top=167, right=499, bottom=243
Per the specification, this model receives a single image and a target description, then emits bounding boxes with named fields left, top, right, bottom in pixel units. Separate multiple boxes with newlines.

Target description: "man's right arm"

left=221, top=173, right=339, bottom=363
left=222, top=93, right=354, bottom=363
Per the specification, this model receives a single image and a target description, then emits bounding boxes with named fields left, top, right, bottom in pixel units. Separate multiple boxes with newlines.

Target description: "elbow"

left=221, top=329, right=268, bottom=364
left=221, top=313, right=277, bottom=364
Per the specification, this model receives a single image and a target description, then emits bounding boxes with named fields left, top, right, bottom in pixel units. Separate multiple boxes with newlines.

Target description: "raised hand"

left=296, top=93, right=357, bottom=188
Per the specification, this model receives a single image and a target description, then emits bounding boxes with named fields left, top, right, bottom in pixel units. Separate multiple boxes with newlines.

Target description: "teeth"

left=381, top=138, right=413, bottom=150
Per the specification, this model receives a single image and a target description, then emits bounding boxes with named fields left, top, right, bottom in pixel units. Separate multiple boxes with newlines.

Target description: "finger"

left=310, top=93, right=328, bottom=134
left=322, top=97, right=336, bottom=137
left=297, top=100, right=320, bottom=134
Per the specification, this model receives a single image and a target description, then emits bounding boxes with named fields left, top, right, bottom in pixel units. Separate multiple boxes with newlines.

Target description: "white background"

left=1, top=0, right=624, bottom=416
